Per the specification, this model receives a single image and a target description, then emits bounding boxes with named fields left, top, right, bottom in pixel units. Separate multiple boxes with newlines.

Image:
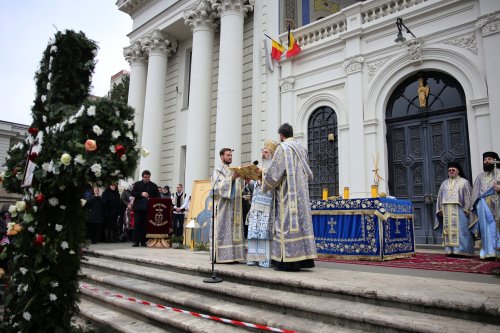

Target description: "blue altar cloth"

left=311, top=198, right=415, bottom=261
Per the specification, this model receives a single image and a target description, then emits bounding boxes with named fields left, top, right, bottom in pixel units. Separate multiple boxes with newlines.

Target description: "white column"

left=139, top=30, right=177, bottom=182
left=343, top=55, right=367, bottom=198
left=124, top=41, right=147, bottom=147
left=183, top=1, right=217, bottom=195
left=476, top=9, right=500, bottom=153
left=212, top=0, right=254, bottom=166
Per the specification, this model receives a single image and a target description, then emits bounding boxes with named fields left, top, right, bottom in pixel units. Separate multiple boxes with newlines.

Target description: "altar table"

left=311, top=198, right=415, bottom=261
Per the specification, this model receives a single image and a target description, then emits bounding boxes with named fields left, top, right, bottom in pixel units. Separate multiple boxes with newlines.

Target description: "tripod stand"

left=203, top=170, right=223, bottom=283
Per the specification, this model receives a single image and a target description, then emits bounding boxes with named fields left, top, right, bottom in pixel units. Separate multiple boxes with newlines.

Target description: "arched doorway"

left=308, top=106, right=338, bottom=200
left=386, top=71, right=470, bottom=244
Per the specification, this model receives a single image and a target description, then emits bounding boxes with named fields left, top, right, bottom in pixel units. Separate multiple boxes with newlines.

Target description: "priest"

left=470, top=151, right=500, bottom=259
left=434, top=161, right=474, bottom=256
left=261, top=123, right=317, bottom=271
left=210, top=148, right=245, bottom=263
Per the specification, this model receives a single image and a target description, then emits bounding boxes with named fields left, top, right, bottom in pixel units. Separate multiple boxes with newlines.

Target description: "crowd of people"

left=435, top=151, right=500, bottom=260
left=82, top=171, right=190, bottom=247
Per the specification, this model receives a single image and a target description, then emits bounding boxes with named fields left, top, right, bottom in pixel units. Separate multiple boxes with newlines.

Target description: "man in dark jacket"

left=131, top=170, right=160, bottom=247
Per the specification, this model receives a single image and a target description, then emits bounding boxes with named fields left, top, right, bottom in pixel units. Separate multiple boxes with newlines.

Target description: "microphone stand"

left=203, top=168, right=223, bottom=283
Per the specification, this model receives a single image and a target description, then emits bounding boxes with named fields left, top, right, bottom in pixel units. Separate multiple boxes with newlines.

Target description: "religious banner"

left=146, top=198, right=172, bottom=247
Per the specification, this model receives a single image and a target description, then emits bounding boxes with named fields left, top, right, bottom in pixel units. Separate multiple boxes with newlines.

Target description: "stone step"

left=81, top=256, right=500, bottom=333
left=83, top=249, right=500, bottom=325
left=79, top=298, right=175, bottom=333
left=80, top=283, right=248, bottom=333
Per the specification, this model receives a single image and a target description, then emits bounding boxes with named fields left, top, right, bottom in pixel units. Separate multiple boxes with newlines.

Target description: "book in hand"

left=229, top=163, right=261, bottom=181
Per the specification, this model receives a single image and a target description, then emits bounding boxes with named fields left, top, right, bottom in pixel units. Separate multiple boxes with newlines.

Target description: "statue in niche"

left=417, top=77, right=430, bottom=108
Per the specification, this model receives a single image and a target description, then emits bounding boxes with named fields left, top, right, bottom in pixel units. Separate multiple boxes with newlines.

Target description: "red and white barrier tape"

left=80, top=283, right=298, bottom=333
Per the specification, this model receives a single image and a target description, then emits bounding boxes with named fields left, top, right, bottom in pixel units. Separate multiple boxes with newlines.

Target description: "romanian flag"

left=271, top=39, right=285, bottom=61
left=286, top=28, right=301, bottom=58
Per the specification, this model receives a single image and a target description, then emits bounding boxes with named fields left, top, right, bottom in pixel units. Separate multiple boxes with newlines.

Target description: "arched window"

left=308, top=106, right=338, bottom=200
left=387, top=71, right=465, bottom=119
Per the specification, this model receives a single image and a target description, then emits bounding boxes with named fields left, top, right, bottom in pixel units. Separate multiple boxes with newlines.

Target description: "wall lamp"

left=394, top=17, right=416, bottom=43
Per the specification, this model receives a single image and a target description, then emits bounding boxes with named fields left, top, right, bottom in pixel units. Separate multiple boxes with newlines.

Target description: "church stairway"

left=78, top=246, right=500, bottom=333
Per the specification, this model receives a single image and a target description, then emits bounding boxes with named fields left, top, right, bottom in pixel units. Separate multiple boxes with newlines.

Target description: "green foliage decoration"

left=0, top=30, right=139, bottom=332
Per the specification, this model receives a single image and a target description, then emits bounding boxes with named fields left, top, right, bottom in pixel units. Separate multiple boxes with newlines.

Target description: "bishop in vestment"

left=434, top=162, right=474, bottom=256
left=246, top=140, right=279, bottom=268
left=211, top=148, right=245, bottom=263
left=470, top=151, right=500, bottom=259
left=261, top=123, right=317, bottom=271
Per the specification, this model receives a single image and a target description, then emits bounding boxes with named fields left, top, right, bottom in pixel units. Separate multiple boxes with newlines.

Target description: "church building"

left=117, top=0, right=500, bottom=244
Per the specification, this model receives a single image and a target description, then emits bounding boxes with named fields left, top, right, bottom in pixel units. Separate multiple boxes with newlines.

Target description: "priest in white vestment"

left=210, top=148, right=245, bottom=263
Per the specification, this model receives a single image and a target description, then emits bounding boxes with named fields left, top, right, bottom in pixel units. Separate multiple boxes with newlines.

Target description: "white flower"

left=80, top=199, right=87, bottom=206
left=48, top=197, right=59, bottom=206
left=15, top=201, right=27, bottom=212
left=20, top=267, right=28, bottom=275
left=69, top=250, right=75, bottom=255
left=49, top=293, right=57, bottom=301
left=50, top=281, right=59, bottom=288
left=121, top=155, right=127, bottom=162
left=42, top=160, right=55, bottom=173
left=92, top=49, right=98, bottom=56
left=41, top=95, right=47, bottom=103
left=60, top=205, right=66, bottom=210
left=111, top=169, right=121, bottom=176
left=60, top=241, right=69, bottom=250
left=90, top=163, right=102, bottom=177
left=8, top=205, right=17, bottom=215
left=109, top=145, right=115, bottom=153
left=23, top=312, right=31, bottom=321
left=11, top=142, right=23, bottom=150
left=23, top=214, right=34, bottom=223
left=125, top=131, right=134, bottom=140
left=23, top=285, right=28, bottom=292
left=28, top=227, right=35, bottom=233
left=48, top=72, right=52, bottom=80
left=141, top=147, right=150, bottom=157
left=42, top=115, right=47, bottom=123
left=111, top=130, right=120, bottom=139
left=59, top=185, right=66, bottom=191
left=55, top=224, right=63, bottom=232
left=32, top=206, right=38, bottom=213
left=68, top=116, right=77, bottom=124
left=74, top=154, right=86, bottom=165
left=46, top=82, right=51, bottom=90
left=76, top=105, right=85, bottom=117
left=92, top=125, right=103, bottom=136
left=50, top=45, right=57, bottom=53
left=60, top=153, right=72, bottom=166
left=115, top=110, right=120, bottom=117
left=87, top=105, right=96, bottom=116
left=124, top=120, right=134, bottom=129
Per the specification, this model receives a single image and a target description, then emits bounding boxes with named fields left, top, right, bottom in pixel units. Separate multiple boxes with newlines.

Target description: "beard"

left=261, top=157, right=272, bottom=169
left=483, top=163, right=495, bottom=172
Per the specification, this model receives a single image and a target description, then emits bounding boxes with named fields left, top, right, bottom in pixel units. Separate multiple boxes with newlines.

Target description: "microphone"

left=253, top=160, right=259, bottom=166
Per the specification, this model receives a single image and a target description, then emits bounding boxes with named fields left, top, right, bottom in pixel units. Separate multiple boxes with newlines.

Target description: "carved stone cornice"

left=342, top=56, right=364, bottom=74
left=141, top=29, right=178, bottom=57
left=367, top=56, right=393, bottom=81
left=184, top=0, right=219, bottom=31
left=279, top=77, right=295, bottom=93
left=210, top=0, right=254, bottom=18
left=440, top=32, right=477, bottom=55
left=406, top=38, right=423, bottom=65
left=123, top=40, right=147, bottom=64
left=476, top=10, right=500, bottom=37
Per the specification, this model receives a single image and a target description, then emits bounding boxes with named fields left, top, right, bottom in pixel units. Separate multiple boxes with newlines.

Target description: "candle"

left=343, top=187, right=349, bottom=199
left=322, top=188, right=328, bottom=200
left=371, top=184, right=378, bottom=198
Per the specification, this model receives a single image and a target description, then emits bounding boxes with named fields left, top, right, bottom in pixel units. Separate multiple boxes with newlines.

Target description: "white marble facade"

left=118, top=0, right=500, bottom=197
